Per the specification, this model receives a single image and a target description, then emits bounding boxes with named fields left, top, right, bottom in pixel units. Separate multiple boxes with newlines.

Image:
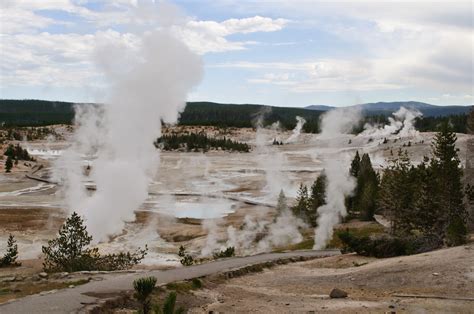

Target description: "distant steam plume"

left=361, top=106, right=422, bottom=138
left=55, top=4, right=203, bottom=242
left=285, top=116, right=306, bottom=143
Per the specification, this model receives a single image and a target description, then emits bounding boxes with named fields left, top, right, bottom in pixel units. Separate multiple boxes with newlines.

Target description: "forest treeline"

left=0, top=99, right=470, bottom=133
left=156, top=132, right=250, bottom=152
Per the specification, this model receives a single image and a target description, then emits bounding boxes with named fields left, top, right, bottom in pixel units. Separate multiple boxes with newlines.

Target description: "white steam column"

left=313, top=108, right=360, bottom=249
left=56, top=10, right=203, bottom=242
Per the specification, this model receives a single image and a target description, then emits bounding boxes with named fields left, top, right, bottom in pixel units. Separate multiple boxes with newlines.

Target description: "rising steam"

left=55, top=6, right=203, bottom=241
left=361, top=106, right=422, bottom=138
left=285, top=116, right=306, bottom=143
left=313, top=108, right=360, bottom=249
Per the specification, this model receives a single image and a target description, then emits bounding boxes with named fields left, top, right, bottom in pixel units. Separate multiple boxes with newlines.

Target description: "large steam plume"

left=55, top=5, right=203, bottom=241
left=313, top=108, right=360, bottom=249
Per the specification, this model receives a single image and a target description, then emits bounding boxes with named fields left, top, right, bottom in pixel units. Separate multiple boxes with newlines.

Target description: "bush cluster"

left=212, top=246, right=235, bottom=259
left=42, top=212, right=147, bottom=272
left=177, top=246, right=194, bottom=266
left=337, top=229, right=441, bottom=258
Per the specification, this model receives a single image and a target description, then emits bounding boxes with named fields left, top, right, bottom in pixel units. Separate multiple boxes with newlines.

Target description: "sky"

left=0, top=0, right=473, bottom=107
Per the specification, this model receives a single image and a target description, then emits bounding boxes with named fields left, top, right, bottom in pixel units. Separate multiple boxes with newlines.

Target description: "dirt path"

left=191, top=245, right=474, bottom=313
left=0, top=250, right=339, bottom=313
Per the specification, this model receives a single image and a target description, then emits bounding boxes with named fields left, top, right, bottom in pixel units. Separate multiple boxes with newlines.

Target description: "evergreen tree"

left=378, top=150, right=416, bottom=235
left=292, top=184, right=309, bottom=220
left=5, top=156, right=13, bottom=173
left=42, top=212, right=94, bottom=272
left=276, top=190, right=288, bottom=214
left=308, top=172, right=327, bottom=227
left=467, top=107, right=474, bottom=134
left=412, top=160, right=442, bottom=241
left=354, top=153, right=379, bottom=220
left=430, top=122, right=467, bottom=245
left=350, top=151, right=361, bottom=177
left=0, top=234, right=20, bottom=267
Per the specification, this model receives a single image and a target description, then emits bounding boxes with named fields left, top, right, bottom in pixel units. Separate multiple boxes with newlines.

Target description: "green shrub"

left=152, top=291, right=185, bottom=314
left=191, top=278, right=202, bottom=289
left=177, top=246, right=194, bottom=266
left=133, top=276, right=157, bottom=314
left=337, top=229, right=438, bottom=258
left=213, top=247, right=235, bottom=259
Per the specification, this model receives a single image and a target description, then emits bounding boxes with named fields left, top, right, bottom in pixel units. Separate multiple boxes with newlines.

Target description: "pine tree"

left=0, top=234, right=20, bottom=267
left=42, top=212, right=147, bottom=272
left=308, top=172, right=327, bottom=227
left=354, top=153, right=379, bottom=220
left=412, top=160, right=442, bottom=240
left=467, top=107, right=474, bottom=134
left=5, top=156, right=13, bottom=173
left=42, top=212, right=94, bottom=272
left=276, top=190, right=288, bottom=214
left=430, top=122, right=467, bottom=245
left=347, top=151, right=361, bottom=215
left=292, top=184, right=309, bottom=220
left=378, top=150, right=415, bottom=236
left=350, top=151, right=361, bottom=177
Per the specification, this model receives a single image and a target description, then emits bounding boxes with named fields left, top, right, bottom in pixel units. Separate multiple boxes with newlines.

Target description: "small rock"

left=1, top=276, right=16, bottom=283
left=38, top=272, right=48, bottom=279
left=14, top=275, right=25, bottom=281
left=329, top=288, right=348, bottom=299
left=389, top=305, right=395, bottom=309
left=68, top=285, right=75, bottom=288
left=432, top=272, right=440, bottom=276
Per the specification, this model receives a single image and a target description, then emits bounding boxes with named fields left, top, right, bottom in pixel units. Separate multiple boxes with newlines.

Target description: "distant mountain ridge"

left=305, top=101, right=472, bottom=117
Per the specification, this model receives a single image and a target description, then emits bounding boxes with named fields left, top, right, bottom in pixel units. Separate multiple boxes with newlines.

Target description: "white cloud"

left=0, top=30, right=140, bottom=88
left=172, top=16, right=288, bottom=54
left=209, top=1, right=473, bottom=96
left=1, top=0, right=288, bottom=88
left=1, top=0, right=471, bottom=103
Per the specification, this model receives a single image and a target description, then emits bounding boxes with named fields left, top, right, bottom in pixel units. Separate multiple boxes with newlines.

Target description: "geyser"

left=56, top=8, right=203, bottom=241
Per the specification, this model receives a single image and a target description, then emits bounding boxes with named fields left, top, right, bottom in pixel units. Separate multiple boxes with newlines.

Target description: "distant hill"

left=306, top=101, right=472, bottom=117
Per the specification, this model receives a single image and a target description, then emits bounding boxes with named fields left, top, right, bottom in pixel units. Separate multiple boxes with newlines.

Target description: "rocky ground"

left=183, top=245, right=474, bottom=313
